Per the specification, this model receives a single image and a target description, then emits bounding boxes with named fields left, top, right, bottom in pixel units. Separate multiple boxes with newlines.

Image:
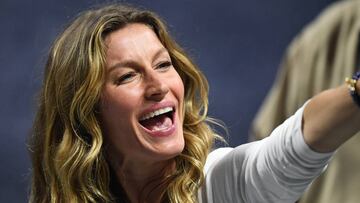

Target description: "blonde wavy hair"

left=29, top=3, right=221, bottom=203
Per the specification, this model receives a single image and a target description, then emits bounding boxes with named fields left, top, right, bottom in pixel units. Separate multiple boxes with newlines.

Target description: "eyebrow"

left=107, top=47, right=169, bottom=73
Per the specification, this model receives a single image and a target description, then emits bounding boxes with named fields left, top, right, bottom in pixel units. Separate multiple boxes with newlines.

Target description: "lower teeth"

left=140, top=114, right=173, bottom=132
left=151, top=125, right=169, bottom=131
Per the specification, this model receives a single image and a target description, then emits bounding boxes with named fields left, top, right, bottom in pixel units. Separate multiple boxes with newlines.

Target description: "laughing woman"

left=28, top=3, right=360, bottom=203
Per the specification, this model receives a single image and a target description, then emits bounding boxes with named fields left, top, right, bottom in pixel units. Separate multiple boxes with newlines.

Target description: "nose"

left=144, top=72, right=169, bottom=101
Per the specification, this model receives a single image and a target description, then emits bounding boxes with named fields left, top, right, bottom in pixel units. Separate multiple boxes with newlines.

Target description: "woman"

left=29, top=3, right=360, bottom=203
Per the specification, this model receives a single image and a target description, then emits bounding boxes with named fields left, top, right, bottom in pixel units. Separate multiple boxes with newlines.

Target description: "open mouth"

left=139, top=107, right=175, bottom=132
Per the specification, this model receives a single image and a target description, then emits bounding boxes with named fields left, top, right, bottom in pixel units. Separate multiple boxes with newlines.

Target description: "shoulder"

left=204, top=147, right=233, bottom=173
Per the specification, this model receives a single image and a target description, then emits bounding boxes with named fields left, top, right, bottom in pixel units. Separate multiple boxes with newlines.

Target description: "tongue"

left=141, top=114, right=172, bottom=131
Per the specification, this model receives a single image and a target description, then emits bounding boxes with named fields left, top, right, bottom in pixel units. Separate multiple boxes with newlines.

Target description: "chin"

left=143, top=132, right=185, bottom=161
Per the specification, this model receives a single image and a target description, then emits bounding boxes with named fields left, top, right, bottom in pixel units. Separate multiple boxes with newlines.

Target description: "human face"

left=100, top=23, right=185, bottom=166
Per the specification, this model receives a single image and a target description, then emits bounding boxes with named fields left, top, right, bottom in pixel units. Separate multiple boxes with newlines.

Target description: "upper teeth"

left=139, top=107, right=173, bottom=121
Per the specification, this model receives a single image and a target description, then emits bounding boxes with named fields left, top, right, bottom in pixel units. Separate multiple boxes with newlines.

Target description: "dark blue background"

left=0, top=0, right=335, bottom=201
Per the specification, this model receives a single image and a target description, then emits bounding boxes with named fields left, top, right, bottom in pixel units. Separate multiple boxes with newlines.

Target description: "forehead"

left=104, top=23, right=165, bottom=62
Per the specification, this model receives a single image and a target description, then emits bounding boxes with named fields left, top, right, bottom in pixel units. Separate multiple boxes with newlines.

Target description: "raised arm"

left=303, top=74, right=360, bottom=152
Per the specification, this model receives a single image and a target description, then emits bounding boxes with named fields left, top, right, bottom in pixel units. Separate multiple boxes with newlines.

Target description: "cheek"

left=172, top=73, right=185, bottom=100
left=100, top=92, right=139, bottom=155
left=101, top=85, right=141, bottom=113
left=101, top=96, right=129, bottom=120
left=171, top=74, right=185, bottom=121
left=100, top=88, right=140, bottom=132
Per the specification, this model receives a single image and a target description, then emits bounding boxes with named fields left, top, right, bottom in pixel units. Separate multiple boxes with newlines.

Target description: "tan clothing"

left=251, top=1, right=360, bottom=202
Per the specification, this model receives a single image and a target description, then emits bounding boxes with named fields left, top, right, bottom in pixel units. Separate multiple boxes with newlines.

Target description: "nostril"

left=145, top=85, right=169, bottom=101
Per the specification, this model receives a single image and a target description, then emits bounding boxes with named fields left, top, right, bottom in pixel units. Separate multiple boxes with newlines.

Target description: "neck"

left=110, top=156, right=175, bottom=203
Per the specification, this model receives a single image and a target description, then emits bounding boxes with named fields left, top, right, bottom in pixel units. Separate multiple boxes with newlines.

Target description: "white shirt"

left=198, top=102, right=333, bottom=203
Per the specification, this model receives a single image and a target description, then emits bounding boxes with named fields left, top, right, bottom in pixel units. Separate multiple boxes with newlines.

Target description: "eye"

left=116, top=71, right=137, bottom=85
left=156, top=61, right=172, bottom=72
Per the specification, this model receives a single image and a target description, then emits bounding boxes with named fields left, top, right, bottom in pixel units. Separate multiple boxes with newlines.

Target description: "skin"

left=99, top=23, right=185, bottom=202
left=303, top=84, right=360, bottom=153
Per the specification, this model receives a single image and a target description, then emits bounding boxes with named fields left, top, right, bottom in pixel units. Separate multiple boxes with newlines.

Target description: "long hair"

left=29, top=4, right=220, bottom=203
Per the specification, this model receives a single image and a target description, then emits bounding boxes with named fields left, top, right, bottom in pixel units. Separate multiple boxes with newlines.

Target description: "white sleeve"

left=199, top=102, right=334, bottom=203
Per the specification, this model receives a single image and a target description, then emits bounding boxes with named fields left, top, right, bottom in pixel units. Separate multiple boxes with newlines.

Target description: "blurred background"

left=0, top=0, right=336, bottom=202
